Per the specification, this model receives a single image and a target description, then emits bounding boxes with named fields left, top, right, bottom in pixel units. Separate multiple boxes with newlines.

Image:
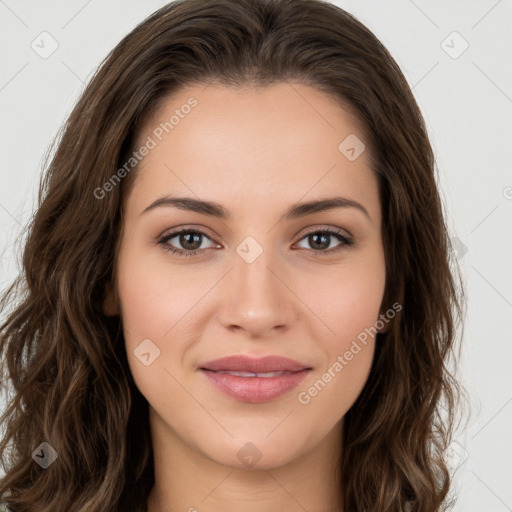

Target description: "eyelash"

left=157, top=226, right=353, bottom=258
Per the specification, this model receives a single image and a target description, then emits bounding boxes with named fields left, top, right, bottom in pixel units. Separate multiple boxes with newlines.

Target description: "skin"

left=103, top=82, right=387, bottom=512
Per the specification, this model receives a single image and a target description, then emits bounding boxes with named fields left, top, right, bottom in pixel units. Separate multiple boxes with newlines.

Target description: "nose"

left=216, top=245, right=298, bottom=338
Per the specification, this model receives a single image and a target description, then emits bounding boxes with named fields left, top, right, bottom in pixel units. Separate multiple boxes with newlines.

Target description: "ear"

left=102, top=282, right=119, bottom=316
left=377, top=317, right=392, bottom=334
left=376, top=309, right=393, bottom=334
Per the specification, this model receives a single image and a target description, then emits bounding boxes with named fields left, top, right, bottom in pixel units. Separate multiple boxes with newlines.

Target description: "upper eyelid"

left=295, top=225, right=352, bottom=239
left=160, top=226, right=218, bottom=244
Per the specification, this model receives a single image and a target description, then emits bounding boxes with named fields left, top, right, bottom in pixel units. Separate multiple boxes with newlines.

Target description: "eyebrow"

left=140, top=195, right=372, bottom=222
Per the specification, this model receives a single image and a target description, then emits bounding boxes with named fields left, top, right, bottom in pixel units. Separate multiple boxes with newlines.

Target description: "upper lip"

left=200, top=355, right=312, bottom=373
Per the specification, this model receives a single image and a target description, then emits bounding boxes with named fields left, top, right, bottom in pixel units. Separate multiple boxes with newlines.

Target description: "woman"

left=0, top=0, right=465, bottom=510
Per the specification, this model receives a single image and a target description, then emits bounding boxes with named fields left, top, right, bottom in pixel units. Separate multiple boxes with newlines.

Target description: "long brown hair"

left=0, top=0, right=465, bottom=510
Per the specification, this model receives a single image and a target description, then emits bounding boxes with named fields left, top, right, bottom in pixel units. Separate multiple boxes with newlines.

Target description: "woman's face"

left=108, top=82, right=386, bottom=469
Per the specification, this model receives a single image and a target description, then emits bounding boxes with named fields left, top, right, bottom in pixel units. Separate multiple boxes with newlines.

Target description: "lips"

left=199, top=355, right=312, bottom=403
left=200, top=355, right=311, bottom=373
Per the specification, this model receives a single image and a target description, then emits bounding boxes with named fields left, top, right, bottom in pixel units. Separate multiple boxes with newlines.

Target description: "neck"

left=146, top=407, right=344, bottom=512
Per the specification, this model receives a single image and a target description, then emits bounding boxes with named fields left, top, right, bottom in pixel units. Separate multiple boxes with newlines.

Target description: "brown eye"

left=294, top=228, right=353, bottom=254
left=158, top=228, right=216, bottom=257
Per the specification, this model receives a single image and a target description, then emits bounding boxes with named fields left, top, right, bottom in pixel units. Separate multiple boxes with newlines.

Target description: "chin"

left=200, top=430, right=306, bottom=471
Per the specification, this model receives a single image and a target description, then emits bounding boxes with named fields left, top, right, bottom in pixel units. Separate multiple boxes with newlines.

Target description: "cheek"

left=295, top=255, right=384, bottom=410
left=116, top=245, right=205, bottom=341
left=296, top=279, right=380, bottom=422
left=115, top=246, right=194, bottom=392
left=299, top=253, right=385, bottom=344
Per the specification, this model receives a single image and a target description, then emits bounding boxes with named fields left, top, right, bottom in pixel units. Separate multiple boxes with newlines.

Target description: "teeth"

left=216, top=370, right=288, bottom=378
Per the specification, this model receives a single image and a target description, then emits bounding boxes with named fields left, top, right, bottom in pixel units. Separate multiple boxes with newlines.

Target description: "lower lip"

left=201, top=369, right=311, bottom=403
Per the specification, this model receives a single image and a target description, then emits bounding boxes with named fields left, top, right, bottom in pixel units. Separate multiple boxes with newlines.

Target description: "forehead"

left=127, top=82, right=379, bottom=223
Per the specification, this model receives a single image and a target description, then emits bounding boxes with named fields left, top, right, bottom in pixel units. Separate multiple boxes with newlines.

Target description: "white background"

left=1, top=1, right=511, bottom=510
